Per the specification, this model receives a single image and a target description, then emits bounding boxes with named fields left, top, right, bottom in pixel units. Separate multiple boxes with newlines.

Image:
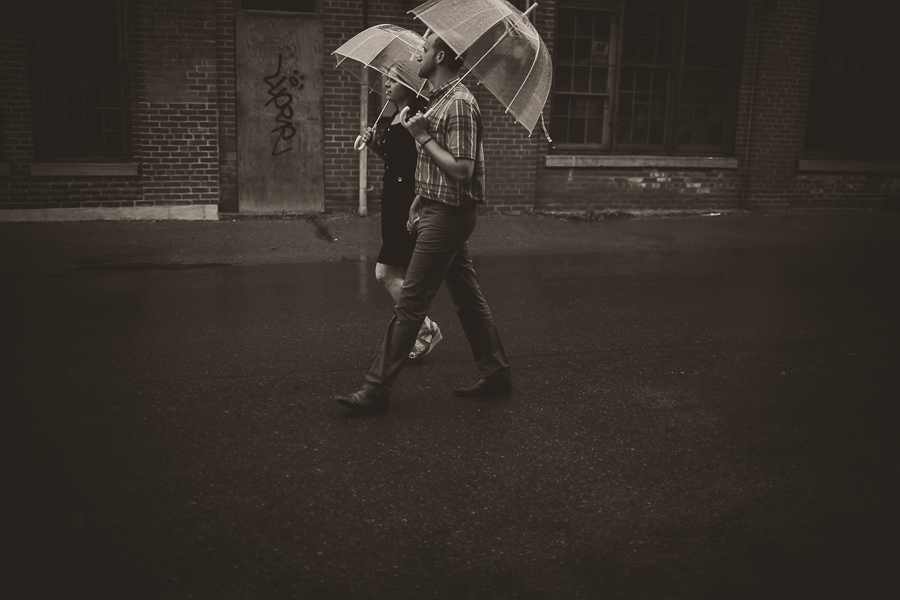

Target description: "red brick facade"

left=0, top=0, right=897, bottom=218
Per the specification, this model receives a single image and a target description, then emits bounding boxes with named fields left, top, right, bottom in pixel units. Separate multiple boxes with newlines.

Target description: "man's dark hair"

left=432, top=35, right=466, bottom=73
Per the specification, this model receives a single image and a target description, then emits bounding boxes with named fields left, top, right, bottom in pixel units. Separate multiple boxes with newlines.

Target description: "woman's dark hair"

left=408, top=92, right=429, bottom=116
left=431, top=35, right=466, bottom=73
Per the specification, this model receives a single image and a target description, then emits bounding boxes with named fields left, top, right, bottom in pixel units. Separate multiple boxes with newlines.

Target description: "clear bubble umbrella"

left=332, top=24, right=430, bottom=151
left=408, top=0, right=552, bottom=141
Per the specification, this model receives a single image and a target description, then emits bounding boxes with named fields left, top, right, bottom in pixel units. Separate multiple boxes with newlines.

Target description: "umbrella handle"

left=354, top=100, right=393, bottom=152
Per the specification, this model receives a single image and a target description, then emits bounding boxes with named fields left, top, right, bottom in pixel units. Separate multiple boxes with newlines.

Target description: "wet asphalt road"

left=3, top=227, right=900, bottom=599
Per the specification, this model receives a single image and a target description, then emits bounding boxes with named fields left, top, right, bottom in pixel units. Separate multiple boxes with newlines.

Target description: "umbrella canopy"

left=410, top=0, right=552, bottom=135
left=332, top=24, right=429, bottom=97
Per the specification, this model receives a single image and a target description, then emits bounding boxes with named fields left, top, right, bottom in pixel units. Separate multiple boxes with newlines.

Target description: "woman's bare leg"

left=376, top=262, right=432, bottom=331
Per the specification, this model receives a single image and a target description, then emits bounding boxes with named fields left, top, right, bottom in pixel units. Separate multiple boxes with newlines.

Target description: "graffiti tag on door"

left=264, top=53, right=305, bottom=156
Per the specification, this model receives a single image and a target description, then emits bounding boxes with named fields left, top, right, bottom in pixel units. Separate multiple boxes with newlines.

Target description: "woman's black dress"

left=374, top=112, right=419, bottom=267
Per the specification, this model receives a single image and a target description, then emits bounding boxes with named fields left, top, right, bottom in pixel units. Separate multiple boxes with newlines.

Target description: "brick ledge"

left=797, top=159, right=900, bottom=173
left=0, top=205, right=217, bottom=222
left=546, top=155, right=738, bottom=169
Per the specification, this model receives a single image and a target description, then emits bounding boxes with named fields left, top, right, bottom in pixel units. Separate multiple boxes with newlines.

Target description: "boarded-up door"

left=236, top=13, right=324, bottom=213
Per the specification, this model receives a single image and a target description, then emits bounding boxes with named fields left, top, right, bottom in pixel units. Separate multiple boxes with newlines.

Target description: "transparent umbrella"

left=332, top=24, right=430, bottom=151
left=408, top=0, right=552, bottom=140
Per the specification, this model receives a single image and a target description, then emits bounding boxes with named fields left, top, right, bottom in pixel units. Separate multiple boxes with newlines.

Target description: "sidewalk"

left=2, top=209, right=899, bottom=273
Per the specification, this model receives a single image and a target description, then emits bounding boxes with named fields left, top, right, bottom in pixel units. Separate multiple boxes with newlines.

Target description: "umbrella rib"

left=419, top=5, right=508, bottom=53
left=424, top=22, right=522, bottom=118
left=504, top=35, right=542, bottom=116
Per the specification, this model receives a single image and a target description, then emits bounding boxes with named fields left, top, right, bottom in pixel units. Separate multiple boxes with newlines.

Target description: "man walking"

left=336, top=32, right=511, bottom=413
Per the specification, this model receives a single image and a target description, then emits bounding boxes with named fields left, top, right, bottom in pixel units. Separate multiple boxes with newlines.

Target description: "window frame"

left=549, top=0, right=744, bottom=156
left=28, top=0, right=132, bottom=162
left=238, top=0, right=320, bottom=15
left=550, top=1, right=619, bottom=152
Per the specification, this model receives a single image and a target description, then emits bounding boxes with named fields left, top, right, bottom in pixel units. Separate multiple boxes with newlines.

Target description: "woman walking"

left=360, top=74, right=441, bottom=359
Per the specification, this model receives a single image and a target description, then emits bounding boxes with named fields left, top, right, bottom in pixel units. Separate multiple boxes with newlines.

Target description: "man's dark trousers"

left=363, top=199, right=510, bottom=396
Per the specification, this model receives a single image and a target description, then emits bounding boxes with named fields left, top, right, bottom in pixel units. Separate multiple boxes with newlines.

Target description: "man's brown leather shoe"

left=335, top=389, right=390, bottom=413
left=453, top=376, right=512, bottom=398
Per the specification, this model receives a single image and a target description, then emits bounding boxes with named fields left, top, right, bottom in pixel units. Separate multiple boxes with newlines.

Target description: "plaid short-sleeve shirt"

left=415, top=79, right=485, bottom=207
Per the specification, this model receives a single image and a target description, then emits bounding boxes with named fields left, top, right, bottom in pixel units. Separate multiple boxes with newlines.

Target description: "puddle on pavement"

left=75, top=262, right=232, bottom=272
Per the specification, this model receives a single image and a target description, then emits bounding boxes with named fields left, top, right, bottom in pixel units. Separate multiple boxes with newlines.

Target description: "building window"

left=550, top=0, right=743, bottom=155
left=240, top=0, right=318, bottom=13
left=805, top=0, right=900, bottom=159
left=31, top=0, right=129, bottom=160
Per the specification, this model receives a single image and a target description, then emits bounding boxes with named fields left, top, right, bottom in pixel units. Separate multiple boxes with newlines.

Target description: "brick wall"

left=132, top=0, right=220, bottom=207
left=737, top=0, right=817, bottom=209
left=216, top=0, right=238, bottom=213
left=0, top=9, right=36, bottom=206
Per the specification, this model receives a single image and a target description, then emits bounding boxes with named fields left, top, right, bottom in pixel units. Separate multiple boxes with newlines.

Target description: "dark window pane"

left=708, top=122, right=723, bottom=145
left=558, top=8, right=577, bottom=36
left=84, top=130, right=104, bottom=154
left=84, top=109, right=103, bottom=131
left=572, top=98, right=589, bottom=118
left=556, top=37, right=574, bottom=62
left=652, top=71, right=668, bottom=93
left=66, top=134, right=85, bottom=155
left=550, top=118, right=568, bottom=142
left=35, top=0, right=127, bottom=157
left=636, top=69, right=652, bottom=91
left=65, top=108, right=83, bottom=130
left=616, top=122, right=632, bottom=144
left=241, top=0, right=317, bottom=13
left=805, top=0, right=900, bottom=157
left=638, top=39, right=656, bottom=63
left=103, top=86, right=122, bottom=108
left=84, top=86, right=103, bottom=109
left=552, top=95, right=570, bottom=117
left=650, top=94, right=665, bottom=119
left=619, top=92, right=633, bottom=118
left=632, top=120, right=648, bottom=143
left=649, top=120, right=665, bottom=144
left=575, top=11, right=592, bottom=37
left=105, top=110, right=122, bottom=131
left=573, top=67, right=590, bottom=92
left=586, top=118, right=604, bottom=144
left=590, top=68, right=608, bottom=93
left=623, top=36, right=639, bottom=62
left=103, top=133, right=125, bottom=154
left=569, top=118, right=586, bottom=143
left=555, top=65, right=573, bottom=92
left=574, top=39, right=592, bottom=64
left=64, top=86, right=84, bottom=109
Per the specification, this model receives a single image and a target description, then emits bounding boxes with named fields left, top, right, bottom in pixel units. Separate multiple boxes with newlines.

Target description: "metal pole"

left=358, top=65, right=369, bottom=216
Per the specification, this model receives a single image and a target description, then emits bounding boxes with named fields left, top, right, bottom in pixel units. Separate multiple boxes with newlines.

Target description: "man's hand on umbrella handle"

left=399, top=106, right=428, bottom=140
left=353, top=127, right=374, bottom=153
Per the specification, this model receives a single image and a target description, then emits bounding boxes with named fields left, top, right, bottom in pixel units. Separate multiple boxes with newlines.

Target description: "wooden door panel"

left=236, top=14, right=324, bottom=213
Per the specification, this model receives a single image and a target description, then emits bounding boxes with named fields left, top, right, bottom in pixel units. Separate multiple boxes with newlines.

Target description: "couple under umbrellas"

left=331, top=0, right=552, bottom=413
